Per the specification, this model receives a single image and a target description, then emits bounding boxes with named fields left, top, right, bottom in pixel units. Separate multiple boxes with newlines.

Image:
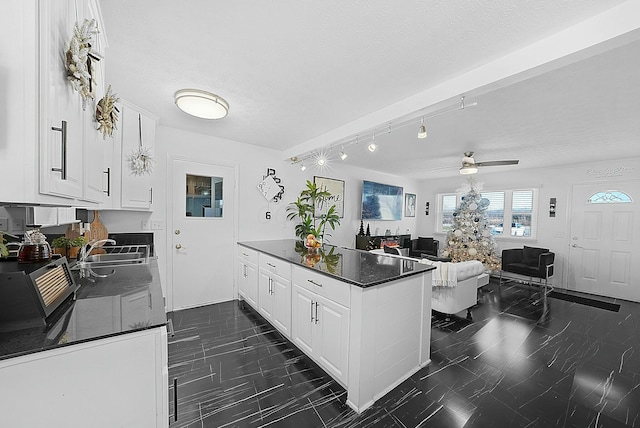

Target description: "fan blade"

left=475, top=160, right=519, bottom=167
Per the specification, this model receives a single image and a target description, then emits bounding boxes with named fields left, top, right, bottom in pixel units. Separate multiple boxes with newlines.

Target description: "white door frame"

left=165, top=154, right=239, bottom=312
left=565, top=178, right=639, bottom=300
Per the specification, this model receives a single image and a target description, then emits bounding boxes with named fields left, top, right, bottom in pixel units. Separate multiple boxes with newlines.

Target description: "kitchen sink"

left=85, top=252, right=146, bottom=265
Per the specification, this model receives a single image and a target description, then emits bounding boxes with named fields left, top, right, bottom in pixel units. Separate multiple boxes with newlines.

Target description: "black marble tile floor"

left=167, top=278, right=640, bottom=427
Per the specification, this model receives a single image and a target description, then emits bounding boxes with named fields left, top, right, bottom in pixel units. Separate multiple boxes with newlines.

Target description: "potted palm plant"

left=286, top=180, right=341, bottom=246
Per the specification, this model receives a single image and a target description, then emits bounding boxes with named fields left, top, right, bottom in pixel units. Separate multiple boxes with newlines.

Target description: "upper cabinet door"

left=81, top=0, right=109, bottom=204
left=39, top=0, right=86, bottom=199
left=120, top=102, right=157, bottom=210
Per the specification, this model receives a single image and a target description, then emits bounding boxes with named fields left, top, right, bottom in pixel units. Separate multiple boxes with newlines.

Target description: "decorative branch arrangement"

left=65, top=18, right=98, bottom=108
left=96, top=85, right=120, bottom=139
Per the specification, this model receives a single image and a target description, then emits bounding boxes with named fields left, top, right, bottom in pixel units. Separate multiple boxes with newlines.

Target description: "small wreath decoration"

left=127, top=114, right=154, bottom=175
left=96, top=85, right=120, bottom=139
left=65, top=18, right=98, bottom=109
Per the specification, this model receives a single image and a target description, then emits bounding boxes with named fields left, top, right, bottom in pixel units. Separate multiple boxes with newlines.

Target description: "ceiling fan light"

left=459, top=164, right=478, bottom=175
left=175, top=89, right=229, bottom=119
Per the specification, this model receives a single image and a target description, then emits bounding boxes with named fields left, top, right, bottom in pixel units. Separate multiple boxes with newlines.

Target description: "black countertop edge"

left=0, top=259, right=167, bottom=361
left=238, top=239, right=434, bottom=288
left=0, top=322, right=167, bottom=362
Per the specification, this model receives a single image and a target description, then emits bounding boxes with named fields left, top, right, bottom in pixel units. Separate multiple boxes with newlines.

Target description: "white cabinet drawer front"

left=238, top=246, right=259, bottom=265
left=292, top=266, right=350, bottom=308
left=260, top=254, right=291, bottom=280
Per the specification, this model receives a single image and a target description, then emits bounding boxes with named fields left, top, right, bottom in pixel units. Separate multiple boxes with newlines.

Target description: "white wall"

left=416, top=156, right=640, bottom=289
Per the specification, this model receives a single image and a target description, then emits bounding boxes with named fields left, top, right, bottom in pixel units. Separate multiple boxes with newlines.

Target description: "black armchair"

left=407, top=237, right=439, bottom=258
left=500, top=246, right=555, bottom=289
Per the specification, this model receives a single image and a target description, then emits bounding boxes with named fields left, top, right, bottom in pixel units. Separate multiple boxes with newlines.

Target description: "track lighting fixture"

left=300, top=163, right=306, bottom=171
left=368, top=133, right=377, bottom=152
left=340, top=145, right=348, bottom=160
left=317, top=158, right=325, bottom=166
left=418, top=117, right=427, bottom=139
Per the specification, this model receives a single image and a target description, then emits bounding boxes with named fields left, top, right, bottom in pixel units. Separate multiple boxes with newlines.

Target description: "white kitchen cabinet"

left=0, top=0, right=108, bottom=206
left=258, top=254, right=292, bottom=338
left=238, top=247, right=259, bottom=309
left=0, top=327, right=169, bottom=428
left=119, top=100, right=157, bottom=210
left=291, top=267, right=350, bottom=386
left=99, top=99, right=157, bottom=210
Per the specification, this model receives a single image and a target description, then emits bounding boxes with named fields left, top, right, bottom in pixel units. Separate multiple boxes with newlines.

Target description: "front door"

left=568, top=181, right=639, bottom=301
left=171, top=159, right=236, bottom=310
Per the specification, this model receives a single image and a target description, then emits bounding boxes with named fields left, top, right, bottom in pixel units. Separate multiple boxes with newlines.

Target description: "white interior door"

left=568, top=181, right=639, bottom=301
left=172, top=159, right=236, bottom=310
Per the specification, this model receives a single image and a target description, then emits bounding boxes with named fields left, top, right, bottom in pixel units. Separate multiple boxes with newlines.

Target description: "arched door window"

left=588, top=191, right=632, bottom=204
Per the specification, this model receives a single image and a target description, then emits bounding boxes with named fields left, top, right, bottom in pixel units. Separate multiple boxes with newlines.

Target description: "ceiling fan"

left=459, top=151, right=519, bottom=175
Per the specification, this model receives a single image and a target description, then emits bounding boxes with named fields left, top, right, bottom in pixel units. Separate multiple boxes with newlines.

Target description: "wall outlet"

left=0, top=217, right=8, bottom=232
left=151, top=220, right=164, bottom=230
left=141, top=220, right=151, bottom=230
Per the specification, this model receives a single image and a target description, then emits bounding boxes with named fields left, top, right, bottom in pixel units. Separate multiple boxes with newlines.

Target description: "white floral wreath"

left=96, top=85, right=120, bottom=139
left=66, top=18, right=98, bottom=109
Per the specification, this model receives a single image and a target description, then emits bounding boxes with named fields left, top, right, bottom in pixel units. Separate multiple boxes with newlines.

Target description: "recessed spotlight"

left=317, top=158, right=325, bottom=166
left=368, top=143, right=376, bottom=152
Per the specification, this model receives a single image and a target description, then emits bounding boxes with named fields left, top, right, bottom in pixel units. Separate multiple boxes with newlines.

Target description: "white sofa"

left=370, top=249, right=485, bottom=316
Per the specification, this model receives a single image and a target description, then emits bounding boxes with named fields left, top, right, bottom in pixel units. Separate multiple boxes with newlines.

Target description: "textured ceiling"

left=99, top=0, right=639, bottom=178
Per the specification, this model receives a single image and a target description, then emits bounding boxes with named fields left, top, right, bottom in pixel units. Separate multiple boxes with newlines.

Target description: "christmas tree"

left=441, top=178, right=501, bottom=272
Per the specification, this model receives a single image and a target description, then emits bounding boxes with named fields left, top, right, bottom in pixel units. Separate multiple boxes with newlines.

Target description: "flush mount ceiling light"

left=174, top=89, right=229, bottom=119
left=417, top=117, right=427, bottom=139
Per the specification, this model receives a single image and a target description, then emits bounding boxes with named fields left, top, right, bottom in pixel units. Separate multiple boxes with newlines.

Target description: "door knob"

left=175, top=244, right=186, bottom=250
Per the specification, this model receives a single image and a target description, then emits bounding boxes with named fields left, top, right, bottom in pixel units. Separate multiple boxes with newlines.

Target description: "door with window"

left=172, top=159, right=236, bottom=310
left=568, top=181, right=639, bottom=302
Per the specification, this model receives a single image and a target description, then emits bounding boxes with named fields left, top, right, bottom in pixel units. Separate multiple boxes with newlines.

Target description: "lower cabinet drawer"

left=260, top=254, right=291, bottom=280
left=238, top=246, right=259, bottom=265
left=292, top=266, right=350, bottom=308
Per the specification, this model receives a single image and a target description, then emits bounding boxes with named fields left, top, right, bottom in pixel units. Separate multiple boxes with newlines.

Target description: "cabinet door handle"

left=310, top=300, right=314, bottom=323
left=315, top=301, right=319, bottom=324
left=267, top=262, right=276, bottom=268
left=103, top=167, right=111, bottom=196
left=149, top=187, right=153, bottom=204
left=173, top=377, right=179, bottom=422
left=307, top=279, right=323, bottom=287
left=51, top=120, right=67, bottom=179
left=243, top=264, right=247, bottom=278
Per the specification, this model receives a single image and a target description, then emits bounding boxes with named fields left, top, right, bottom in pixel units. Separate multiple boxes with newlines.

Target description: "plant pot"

left=53, top=247, right=68, bottom=257
left=68, top=246, right=80, bottom=260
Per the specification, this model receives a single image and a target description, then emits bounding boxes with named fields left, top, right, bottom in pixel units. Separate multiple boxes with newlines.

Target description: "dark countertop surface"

left=238, top=239, right=433, bottom=288
left=0, top=258, right=166, bottom=361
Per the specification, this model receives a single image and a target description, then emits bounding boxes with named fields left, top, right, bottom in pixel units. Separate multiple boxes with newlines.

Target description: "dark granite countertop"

left=238, top=239, right=434, bottom=288
left=0, top=259, right=166, bottom=360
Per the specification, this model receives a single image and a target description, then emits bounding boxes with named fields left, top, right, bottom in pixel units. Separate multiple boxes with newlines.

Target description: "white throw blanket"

left=419, top=259, right=457, bottom=287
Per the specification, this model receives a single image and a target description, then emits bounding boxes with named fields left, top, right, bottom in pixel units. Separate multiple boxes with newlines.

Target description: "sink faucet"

left=78, top=239, right=116, bottom=280
left=79, top=238, right=116, bottom=263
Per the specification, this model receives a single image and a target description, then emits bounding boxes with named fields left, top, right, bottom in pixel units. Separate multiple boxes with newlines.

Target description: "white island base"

left=345, top=272, right=432, bottom=413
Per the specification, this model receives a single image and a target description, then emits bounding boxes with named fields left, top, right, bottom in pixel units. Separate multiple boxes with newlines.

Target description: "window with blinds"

left=441, top=194, right=457, bottom=232
left=436, top=188, right=538, bottom=239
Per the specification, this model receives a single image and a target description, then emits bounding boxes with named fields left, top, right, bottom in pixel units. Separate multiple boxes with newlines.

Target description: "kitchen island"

left=0, top=258, right=168, bottom=427
left=238, top=239, right=435, bottom=413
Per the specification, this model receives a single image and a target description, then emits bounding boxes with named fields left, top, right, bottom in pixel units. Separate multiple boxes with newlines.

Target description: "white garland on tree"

left=65, top=18, right=98, bottom=109
left=441, top=177, right=501, bottom=272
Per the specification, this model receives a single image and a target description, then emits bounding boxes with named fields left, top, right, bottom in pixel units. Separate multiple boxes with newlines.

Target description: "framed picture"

left=404, top=193, right=416, bottom=217
left=314, top=176, right=345, bottom=218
